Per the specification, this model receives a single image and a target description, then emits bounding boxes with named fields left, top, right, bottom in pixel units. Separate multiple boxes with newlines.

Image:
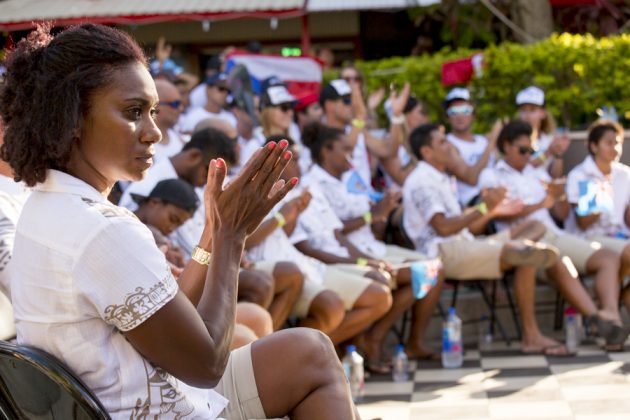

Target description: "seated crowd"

left=0, top=23, right=629, bottom=419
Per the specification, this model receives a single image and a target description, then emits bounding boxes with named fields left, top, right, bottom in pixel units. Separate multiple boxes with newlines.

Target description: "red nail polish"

left=267, top=142, right=276, bottom=150
left=216, top=159, right=224, bottom=168
left=290, top=177, right=299, bottom=186
left=279, top=139, right=288, bottom=148
left=283, top=151, right=292, bottom=160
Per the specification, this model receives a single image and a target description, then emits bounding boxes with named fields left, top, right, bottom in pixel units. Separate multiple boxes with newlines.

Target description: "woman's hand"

left=204, top=140, right=297, bottom=238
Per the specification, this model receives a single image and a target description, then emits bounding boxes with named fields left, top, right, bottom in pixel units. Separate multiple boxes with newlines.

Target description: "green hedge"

left=343, top=33, right=630, bottom=132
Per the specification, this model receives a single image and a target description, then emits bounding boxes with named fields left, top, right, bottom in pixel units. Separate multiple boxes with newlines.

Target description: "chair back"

left=0, top=340, right=110, bottom=419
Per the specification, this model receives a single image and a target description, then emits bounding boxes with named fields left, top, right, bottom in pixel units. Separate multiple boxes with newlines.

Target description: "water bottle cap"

left=564, top=307, right=578, bottom=315
left=396, top=344, right=405, bottom=353
left=346, top=345, right=356, bottom=353
left=448, top=307, right=456, bottom=316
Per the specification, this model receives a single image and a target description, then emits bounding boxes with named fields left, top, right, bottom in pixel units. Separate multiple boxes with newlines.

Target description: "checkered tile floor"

left=357, top=340, right=630, bottom=420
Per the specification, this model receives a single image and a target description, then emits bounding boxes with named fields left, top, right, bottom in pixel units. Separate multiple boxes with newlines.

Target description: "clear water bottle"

left=442, top=307, right=464, bottom=368
left=342, top=345, right=364, bottom=403
left=392, top=344, right=409, bottom=382
left=477, top=314, right=493, bottom=351
left=564, top=307, right=580, bottom=354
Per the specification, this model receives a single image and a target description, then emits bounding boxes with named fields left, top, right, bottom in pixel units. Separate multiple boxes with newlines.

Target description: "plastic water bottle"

left=392, top=344, right=409, bottom=382
left=564, top=307, right=580, bottom=354
left=477, top=314, right=493, bottom=351
left=442, top=307, right=464, bottom=368
left=342, top=345, right=364, bottom=402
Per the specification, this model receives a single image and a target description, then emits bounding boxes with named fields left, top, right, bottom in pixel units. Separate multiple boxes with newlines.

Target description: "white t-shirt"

left=565, top=155, right=630, bottom=238
left=302, top=165, right=386, bottom=258
left=447, top=133, right=495, bottom=206
left=288, top=122, right=313, bottom=174
left=290, top=183, right=350, bottom=258
left=479, top=160, right=561, bottom=234
left=188, top=83, right=208, bottom=110
left=238, top=135, right=264, bottom=171
left=0, top=176, right=29, bottom=297
left=348, top=131, right=372, bottom=189
left=154, top=128, right=188, bottom=164
left=533, top=132, right=554, bottom=175
left=402, top=162, right=472, bottom=257
left=179, top=107, right=237, bottom=134
left=12, top=170, right=227, bottom=419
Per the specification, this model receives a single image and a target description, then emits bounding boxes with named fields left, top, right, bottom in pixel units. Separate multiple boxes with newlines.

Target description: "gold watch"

left=192, top=245, right=212, bottom=265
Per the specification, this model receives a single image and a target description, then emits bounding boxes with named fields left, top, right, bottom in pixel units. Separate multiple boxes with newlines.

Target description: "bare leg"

left=268, top=262, right=304, bottom=330
left=328, top=283, right=392, bottom=345
left=236, top=302, right=273, bottom=338
left=252, top=328, right=359, bottom=419
left=509, top=220, right=547, bottom=242
left=238, top=268, right=274, bottom=308
left=300, top=291, right=345, bottom=334
left=512, top=266, right=567, bottom=354
left=231, top=323, right=259, bottom=350
left=586, top=249, right=622, bottom=323
left=546, top=258, right=598, bottom=316
left=406, top=269, right=445, bottom=358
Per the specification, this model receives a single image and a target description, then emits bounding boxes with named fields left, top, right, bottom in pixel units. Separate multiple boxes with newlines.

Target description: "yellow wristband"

left=362, top=211, right=372, bottom=225
left=191, top=245, right=212, bottom=265
left=356, top=258, right=369, bottom=267
left=352, top=118, right=366, bottom=129
left=476, top=202, right=488, bottom=215
left=274, top=212, right=286, bottom=228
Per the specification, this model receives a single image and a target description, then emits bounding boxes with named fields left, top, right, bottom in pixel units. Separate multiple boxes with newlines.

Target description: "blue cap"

left=346, top=345, right=356, bottom=353
left=448, top=307, right=456, bottom=316
left=396, top=344, right=405, bottom=353
left=206, top=71, right=229, bottom=87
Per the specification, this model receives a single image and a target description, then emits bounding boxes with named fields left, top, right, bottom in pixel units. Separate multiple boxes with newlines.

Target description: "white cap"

left=445, top=87, right=471, bottom=104
left=265, top=85, right=296, bottom=106
left=516, top=86, right=545, bottom=107
left=330, top=79, right=352, bottom=96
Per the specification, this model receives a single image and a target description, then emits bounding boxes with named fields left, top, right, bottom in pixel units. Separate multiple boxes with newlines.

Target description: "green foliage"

left=351, top=33, right=630, bottom=132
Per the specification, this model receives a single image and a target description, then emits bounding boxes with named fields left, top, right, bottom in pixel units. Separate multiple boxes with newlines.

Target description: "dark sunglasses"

left=159, top=100, right=183, bottom=109
left=517, top=146, right=536, bottom=155
left=275, top=103, right=294, bottom=113
left=215, top=86, right=230, bottom=94
left=343, top=76, right=362, bottom=83
left=341, top=96, right=352, bottom=105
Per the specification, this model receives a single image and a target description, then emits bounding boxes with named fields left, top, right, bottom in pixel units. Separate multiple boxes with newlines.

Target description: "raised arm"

left=125, top=142, right=296, bottom=388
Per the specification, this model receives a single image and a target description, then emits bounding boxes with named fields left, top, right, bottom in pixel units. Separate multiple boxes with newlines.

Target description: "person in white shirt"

left=403, top=123, right=579, bottom=355
left=566, top=120, right=630, bottom=314
left=154, top=79, right=188, bottom=163
left=301, top=122, right=451, bottom=363
left=443, top=87, right=501, bottom=206
left=480, top=120, right=629, bottom=350
left=0, top=23, right=358, bottom=419
left=179, top=72, right=238, bottom=134
left=516, top=86, right=570, bottom=179
left=320, top=79, right=407, bottom=189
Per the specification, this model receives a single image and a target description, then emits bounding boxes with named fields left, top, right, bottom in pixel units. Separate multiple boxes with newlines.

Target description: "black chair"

left=0, top=340, right=110, bottom=419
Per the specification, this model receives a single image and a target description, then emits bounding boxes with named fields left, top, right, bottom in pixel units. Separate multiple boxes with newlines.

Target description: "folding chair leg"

left=502, top=275, right=522, bottom=341
left=554, top=291, right=565, bottom=331
left=450, top=281, right=459, bottom=310
left=477, top=281, right=511, bottom=346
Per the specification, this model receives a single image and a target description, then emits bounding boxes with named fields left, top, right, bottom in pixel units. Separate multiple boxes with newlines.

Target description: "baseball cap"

left=260, top=83, right=296, bottom=109
left=206, top=71, right=229, bottom=87
left=132, top=178, right=200, bottom=214
left=516, top=86, right=545, bottom=107
left=319, top=79, right=352, bottom=105
left=443, top=87, right=471, bottom=109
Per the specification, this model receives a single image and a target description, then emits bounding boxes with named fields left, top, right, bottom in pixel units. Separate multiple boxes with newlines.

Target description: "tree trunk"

left=512, top=0, right=554, bottom=43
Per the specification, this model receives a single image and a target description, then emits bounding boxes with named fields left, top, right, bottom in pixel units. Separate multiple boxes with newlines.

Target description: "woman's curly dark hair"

left=0, top=23, right=146, bottom=186
left=300, top=121, right=344, bottom=164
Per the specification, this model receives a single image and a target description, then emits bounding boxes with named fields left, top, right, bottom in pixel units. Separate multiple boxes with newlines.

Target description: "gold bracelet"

left=191, top=245, right=212, bottom=266
left=274, top=212, right=286, bottom=228
left=362, top=211, right=373, bottom=225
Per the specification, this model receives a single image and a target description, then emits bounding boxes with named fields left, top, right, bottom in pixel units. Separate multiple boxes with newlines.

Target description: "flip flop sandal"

left=522, top=343, right=574, bottom=357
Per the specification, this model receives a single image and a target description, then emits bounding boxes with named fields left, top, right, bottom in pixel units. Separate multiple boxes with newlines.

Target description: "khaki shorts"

left=216, top=343, right=266, bottom=420
left=541, top=231, right=600, bottom=274
left=589, top=235, right=628, bottom=256
left=438, top=231, right=510, bottom=280
left=383, top=245, right=427, bottom=265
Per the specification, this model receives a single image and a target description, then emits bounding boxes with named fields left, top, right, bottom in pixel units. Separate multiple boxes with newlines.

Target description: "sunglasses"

left=517, top=146, right=536, bottom=155
left=214, top=86, right=230, bottom=94
left=159, top=100, right=183, bottom=109
left=446, top=104, right=474, bottom=117
left=275, top=103, right=293, bottom=113
left=343, top=76, right=362, bottom=83
left=341, top=96, right=352, bottom=105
